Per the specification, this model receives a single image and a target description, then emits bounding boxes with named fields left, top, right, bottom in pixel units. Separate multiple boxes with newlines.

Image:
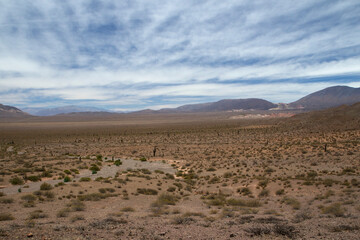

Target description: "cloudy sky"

left=0, top=0, right=360, bottom=111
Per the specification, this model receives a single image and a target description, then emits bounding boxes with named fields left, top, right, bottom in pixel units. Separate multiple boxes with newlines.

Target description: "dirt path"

left=0, top=158, right=176, bottom=195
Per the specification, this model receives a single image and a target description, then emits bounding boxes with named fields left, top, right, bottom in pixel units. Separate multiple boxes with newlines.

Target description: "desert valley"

left=0, top=86, right=359, bottom=239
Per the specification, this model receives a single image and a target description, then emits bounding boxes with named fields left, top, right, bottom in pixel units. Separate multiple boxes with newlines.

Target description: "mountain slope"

left=287, top=102, right=360, bottom=131
left=290, top=86, right=360, bottom=110
left=0, top=103, right=29, bottom=118
left=159, top=98, right=277, bottom=113
left=23, top=105, right=109, bottom=116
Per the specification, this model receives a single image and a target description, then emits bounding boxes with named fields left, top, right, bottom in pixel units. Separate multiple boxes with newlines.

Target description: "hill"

left=289, top=86, right=360, bottom=110
left=0, top=103, right=30, bottom=119
left=158, top=98, right=277, bottom=113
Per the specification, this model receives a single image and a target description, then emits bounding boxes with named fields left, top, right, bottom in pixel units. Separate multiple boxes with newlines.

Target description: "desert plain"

left=0, top=105, right=359, bottom=240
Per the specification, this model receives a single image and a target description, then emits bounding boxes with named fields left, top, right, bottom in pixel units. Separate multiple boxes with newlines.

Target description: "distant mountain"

left=157, top=98, right=277, bottom=113
left=22, top=105, right=110, bottom=116
left=289, top=86, right=360, bottom=110
left=0, top=103, right=29, bottom=118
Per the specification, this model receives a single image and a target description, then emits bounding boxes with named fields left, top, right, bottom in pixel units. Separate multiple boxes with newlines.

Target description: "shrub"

left=114, top=160, right=122, bottom=166
left=121, top=207, right=135, bottom=212
left=0, top=213, right=14, bottom=221
left=322, top=203, right=345, bottom=217
left=21, top=194, right=37, bottom=202
left=71, top=215, right=84, bottom=223
left=139, top=157, right=147, bottom=162
left=137, top=188, right=158, bottom=195
left=89, top=164, right=100, bottom=172
left=27, top=175, right=41, bottom=182
left=154, top=193, right=179, bottom=206
left=0, top=198, right=14, bottom=204
left=258, top=189, right=269, bottom=197
left=79, top=177, right=91, bottom=182
left=40, top=182, right=53, bottom=191
left=227, top=198, right=262, bottom=207
left=64, top=170, right=71, bottom=175
left=275, top=189, right=285, bottom=195
left=28, top=210, right=47, bottom=219
left=64, top=176, right=71, bottom=182
left=67, top=200, right=85, bottom=211
left=56, top=208, right=69, bottom=218
left=77, top=193, right=117, bottom=201
left=237, top=187, right=252, bottom=196
left=282, top=196, right=301, bottom=210
left=9, top=177, right=24, bottom=185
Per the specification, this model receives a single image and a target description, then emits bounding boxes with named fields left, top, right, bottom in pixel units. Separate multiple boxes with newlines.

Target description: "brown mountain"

left=289, top=86, right=360, bottom=110
left=0, top=103, right=30, bottom=119
left=158, top=98, right=277, bottom=113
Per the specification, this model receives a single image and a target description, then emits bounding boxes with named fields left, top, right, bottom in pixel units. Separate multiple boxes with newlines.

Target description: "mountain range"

left=1, top=85, right=359, bottom=118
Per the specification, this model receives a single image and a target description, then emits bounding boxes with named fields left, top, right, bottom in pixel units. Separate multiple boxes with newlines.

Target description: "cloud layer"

left=0, top=0, right=359, bottom=110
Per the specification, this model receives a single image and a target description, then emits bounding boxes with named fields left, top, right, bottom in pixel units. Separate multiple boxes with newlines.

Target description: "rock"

left=27, top=233, right=33, bottom=238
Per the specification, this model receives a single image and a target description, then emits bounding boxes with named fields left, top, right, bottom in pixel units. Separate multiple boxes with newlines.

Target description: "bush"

left=27, top=175, right=41, bottom=182
left=258, top=189, right=269, bottom=197
left=77, top=193, right=117, bottom=201
left=139, top=157, right=147, bottom=162
left=67, top=199, right=85, bottom=211
left=9, top=177, right=24, bottom=185
left=121, top=207, right=135, bottom=212
left=0, top=213, right=14, bottom=221
left=79, top=177, right=91, bottom=182
left=227, top=198, right=262, bottom=207
left=114, top=160, right=122, bottom=166
left=275, top=189, right=285, bottom=195
left=21, top=194, right=37, bottom=202
left=0, top=198, right=14, bottom=204
left=282, top=196, right=301, bottom=210
left=89, top=164, right=100, bottom=172
left=28, top=210, right=47, bottom=219
left=237, top=187, right=252, bottom=196
left=64, top=176, right=71, bottom=182
left=56, top=208, right=70, bottom=218
left=322, top=203, right=345, bottom=217
left=154, top=193, right=179, bottom=206
left=40, top=182, right=53, bottom=191
left=137, top=188, right=158, bottom=195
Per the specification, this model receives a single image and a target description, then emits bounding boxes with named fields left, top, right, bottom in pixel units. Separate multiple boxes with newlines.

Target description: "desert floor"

left=0, top=113, right=359, bottom=239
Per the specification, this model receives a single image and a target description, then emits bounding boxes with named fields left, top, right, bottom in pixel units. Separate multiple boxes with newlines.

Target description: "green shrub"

left=79, top=177, right=91, bottom=182
left=64, top=176, right=71, bottom=182
left=40, top=182, right=53, bottom=191
left=137, top=188, right=158, bottom=195
left=27, top=175, right=41, bottom=182
left=114, top=160, right=122, bottom=166
left=9, top=177, right=24, bottom=185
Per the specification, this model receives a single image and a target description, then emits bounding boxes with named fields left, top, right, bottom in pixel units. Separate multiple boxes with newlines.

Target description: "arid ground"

left=0, top=107, right=359, bottom=239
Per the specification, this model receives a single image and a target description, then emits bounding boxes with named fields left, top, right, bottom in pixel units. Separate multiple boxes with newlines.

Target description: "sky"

left=0, top=0, right=360, bottom=111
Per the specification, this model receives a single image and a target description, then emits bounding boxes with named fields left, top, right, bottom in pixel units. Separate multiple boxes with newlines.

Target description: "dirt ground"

left=0, top=111, right=359, bottom=239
